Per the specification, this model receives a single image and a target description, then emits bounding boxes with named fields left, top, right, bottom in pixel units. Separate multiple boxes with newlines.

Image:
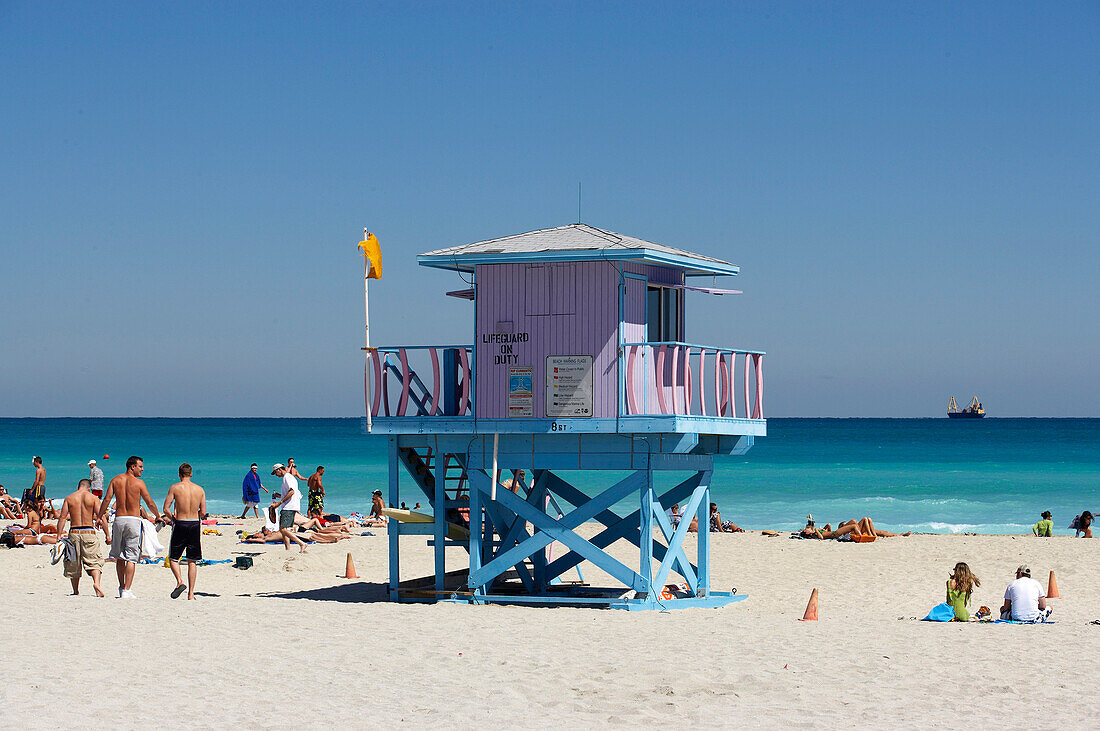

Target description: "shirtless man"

left=97, top=456, right=163, bottom=598
left=286, top=458, right=307, bottom=482
left=368, top=490, right=387, bottom=524
left=306, top=466, right=325, bottom=519
left=56, top=479, right=106, bottom=597
left=162, top=463, right=207, bottom=600
left=29, top=456, right=47, bottom=505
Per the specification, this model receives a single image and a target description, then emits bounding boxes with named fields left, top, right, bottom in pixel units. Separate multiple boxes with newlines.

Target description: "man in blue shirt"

left=240, top=463, right=266, bottom=519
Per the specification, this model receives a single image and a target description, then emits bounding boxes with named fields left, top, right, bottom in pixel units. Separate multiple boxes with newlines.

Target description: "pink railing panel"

left=366, top=346, right=473, bottom=418
left=752, top=354, right=763, bottom=419
left=697, top=348, right=706, bottom=417
left=457, top=347, right=470, bottom=416
left=622, top=344, right=764, bottom=421
left=625, top=346, right=640, bottom=415
left=654, top=346, right=670, bottom=415
left=396, top=348, right=412, bottom=416
left=425, top=347, right=441, bottom=415
left=683, top=347, right=693, bottom=415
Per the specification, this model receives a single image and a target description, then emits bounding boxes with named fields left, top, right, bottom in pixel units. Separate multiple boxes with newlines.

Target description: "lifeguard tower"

left=367, top=224, right=765, bottom=609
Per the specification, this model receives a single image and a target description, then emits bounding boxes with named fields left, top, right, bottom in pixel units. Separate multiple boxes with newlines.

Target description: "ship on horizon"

left=948, top=396, right=985, bottom=419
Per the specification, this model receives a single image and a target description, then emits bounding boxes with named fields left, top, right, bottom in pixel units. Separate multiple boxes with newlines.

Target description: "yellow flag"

left=358, top=232, right=382, bottom=279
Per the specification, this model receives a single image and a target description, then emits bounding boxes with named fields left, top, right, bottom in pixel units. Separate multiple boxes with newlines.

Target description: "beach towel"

left=139, top=518, right=164, bottom=559
left=922, top=603, right=956, bottom=622
left=50, top=537, right=75, bottom=565
left=994, top=619, right=1055, bottom=624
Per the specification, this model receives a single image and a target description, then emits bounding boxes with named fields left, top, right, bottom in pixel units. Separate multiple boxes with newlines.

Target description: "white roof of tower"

left=417, top=223, right=738, bottom=276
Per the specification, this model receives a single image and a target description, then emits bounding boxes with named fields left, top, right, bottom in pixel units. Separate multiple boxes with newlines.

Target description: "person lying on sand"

left=242, top=528, right=349, bottom=544
left=5, top=529, right=59, bottom=545
left=293, top=514, right=355, bottom=533
left=799, top=517, right=909, bottom=540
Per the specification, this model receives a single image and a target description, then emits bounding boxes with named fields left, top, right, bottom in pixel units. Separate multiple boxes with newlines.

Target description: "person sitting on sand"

left=0, top=485, right=19, bottom=520
left=1001, top=565, right=1050, bottom=622
left=368, top=490, right=388, bottom=524
left=709, top=503, right=744, bottom=533
left=668, top=503, right=682, bottom=528
left=1075, top=511, right=1093, bottom=538
left=1033, top=511, right=1054, bottom=537
left=11, top=499, right=58, bottom=537
left=946, top=562, right=980, bottom=621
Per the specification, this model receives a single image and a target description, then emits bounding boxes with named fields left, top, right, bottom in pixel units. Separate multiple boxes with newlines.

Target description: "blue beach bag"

left=922, top=603, right=955, bottom=622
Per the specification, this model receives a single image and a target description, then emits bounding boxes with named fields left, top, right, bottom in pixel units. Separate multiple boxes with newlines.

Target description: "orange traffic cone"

left=344, top=552, right=358, bottom=579
left=799, top=588, right=819, bottom=621
left=1047, top=571, right=1060, bottom=599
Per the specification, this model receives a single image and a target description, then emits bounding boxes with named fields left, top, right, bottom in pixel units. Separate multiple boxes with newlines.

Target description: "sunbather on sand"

left=368, top=490, right=388, bottom=525
left=0, top=486, right=20, bottom=520
left=293, top=514, right=353, bottom=533
left=243, top=528, right=348, bottom=544
left=10, top=531, right=59, bottom=545
left=799, top=517, right=909, bottom=539
left=19, top=501, right=58, bottom=534
left=709, top=503, right=744, bottom=533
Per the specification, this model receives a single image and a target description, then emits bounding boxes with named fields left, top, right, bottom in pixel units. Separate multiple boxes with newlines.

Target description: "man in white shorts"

left=97, top=456, right=163, bottom=598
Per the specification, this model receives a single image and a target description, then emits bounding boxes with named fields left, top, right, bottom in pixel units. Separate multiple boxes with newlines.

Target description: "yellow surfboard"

left=382, top=508, right=470, bottom=540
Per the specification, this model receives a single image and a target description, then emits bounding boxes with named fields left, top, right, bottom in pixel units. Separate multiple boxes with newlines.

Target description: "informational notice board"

left=545, top=355, right=593, bottom=417
left=507, top=366, right=533, bottom=417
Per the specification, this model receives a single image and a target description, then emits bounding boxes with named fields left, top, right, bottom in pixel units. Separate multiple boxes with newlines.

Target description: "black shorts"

left=169, top=520, right=202, bottom=561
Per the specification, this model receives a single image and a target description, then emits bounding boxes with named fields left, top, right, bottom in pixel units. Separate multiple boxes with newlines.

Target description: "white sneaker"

left=120, top=590, right=136, bottom=599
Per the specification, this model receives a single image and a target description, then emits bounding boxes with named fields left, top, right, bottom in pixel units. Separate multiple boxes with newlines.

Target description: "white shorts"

left=109, top=516, right=142, bottom=563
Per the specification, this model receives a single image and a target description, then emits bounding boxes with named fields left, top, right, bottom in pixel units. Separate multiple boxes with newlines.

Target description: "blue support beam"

left=542, top=471, right=703, bottom=581
left=467, top=470, right=647, bottom=592
left=434, top=445, right=446, bottom=592
left=639, top=468, right=654, bottom=599
left=388, top=439, right=400, bottom=601
left=697, top=469, right=712, bottom=596
left=468, top=454, right=483, bottom=598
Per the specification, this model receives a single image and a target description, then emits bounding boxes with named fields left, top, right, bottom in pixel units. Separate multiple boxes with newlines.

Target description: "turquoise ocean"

left=1, top=418, right=1096, bottom=535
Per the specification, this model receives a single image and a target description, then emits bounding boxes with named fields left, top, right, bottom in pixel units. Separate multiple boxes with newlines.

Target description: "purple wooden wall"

left=474, top=261, right=686, bottom=419
left=475, top=262, right=619, bottom=419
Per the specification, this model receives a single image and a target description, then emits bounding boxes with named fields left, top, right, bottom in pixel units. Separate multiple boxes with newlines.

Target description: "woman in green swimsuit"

left=946, top=562, right=980, bottom=621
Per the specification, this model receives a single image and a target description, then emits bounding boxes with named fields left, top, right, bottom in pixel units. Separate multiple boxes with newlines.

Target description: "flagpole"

left=363, top=227, right=373, bottom=434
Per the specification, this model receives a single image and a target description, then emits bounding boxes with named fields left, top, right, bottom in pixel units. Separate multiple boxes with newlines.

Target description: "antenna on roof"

left=577, top=181, right=581, bottom=223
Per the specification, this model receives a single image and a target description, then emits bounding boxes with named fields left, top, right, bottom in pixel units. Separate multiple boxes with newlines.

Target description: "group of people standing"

left=4, top=456, right=209, bottom=600
left=241, top=458, right=325, bottom=523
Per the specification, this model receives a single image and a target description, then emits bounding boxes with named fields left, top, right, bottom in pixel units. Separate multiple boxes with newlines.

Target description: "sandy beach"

left=2, top=522, right=1097, bottom=728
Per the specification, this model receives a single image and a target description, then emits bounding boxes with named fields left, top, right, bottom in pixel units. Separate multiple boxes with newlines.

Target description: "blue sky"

left=2, top=1, right=1098, bottom=417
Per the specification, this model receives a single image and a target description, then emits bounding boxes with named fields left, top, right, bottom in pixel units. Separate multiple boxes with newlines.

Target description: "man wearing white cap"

left=269, top=463, right=307, bottom=552
left=88, top=460, right=105, bottom=498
